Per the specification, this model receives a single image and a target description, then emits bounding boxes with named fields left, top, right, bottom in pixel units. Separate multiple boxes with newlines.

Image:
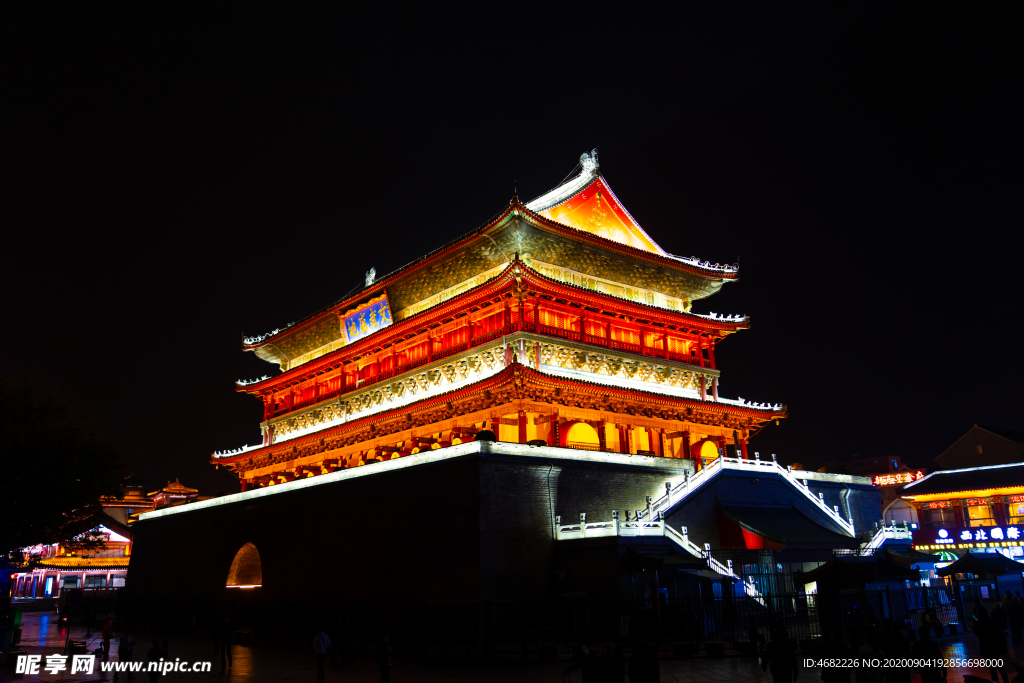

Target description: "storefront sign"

left=915, top=525, right=1024, bottom=551
left=873, top=471, right=924, bottom=486
left=922, top=501, right=951, bottom=510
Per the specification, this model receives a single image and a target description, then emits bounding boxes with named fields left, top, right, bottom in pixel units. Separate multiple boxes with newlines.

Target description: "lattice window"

left=583, top=319, right=606, bottom=338
left=666, top=336, right=689, bottom=354
left=611, top=325, right=640, bottom=345
left=539, top=308, right=577, bottom=331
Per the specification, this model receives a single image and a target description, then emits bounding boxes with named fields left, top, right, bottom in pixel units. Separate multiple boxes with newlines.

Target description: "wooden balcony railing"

left=269, top=321, right=713, bottom=419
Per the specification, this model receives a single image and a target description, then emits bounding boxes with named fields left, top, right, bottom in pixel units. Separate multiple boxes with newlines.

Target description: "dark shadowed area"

left=2, top=5, right=1021, bottom=493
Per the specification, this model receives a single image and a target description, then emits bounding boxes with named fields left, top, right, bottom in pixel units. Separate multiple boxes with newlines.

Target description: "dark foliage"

left=0, top=378, right=125, bottom=555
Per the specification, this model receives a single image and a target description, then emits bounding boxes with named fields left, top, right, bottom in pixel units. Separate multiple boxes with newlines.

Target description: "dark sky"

left=3, top=5, right=1021, bottom=493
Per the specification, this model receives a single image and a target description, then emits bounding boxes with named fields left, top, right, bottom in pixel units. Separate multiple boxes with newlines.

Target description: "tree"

left=0, top=378, right=125, bottom=556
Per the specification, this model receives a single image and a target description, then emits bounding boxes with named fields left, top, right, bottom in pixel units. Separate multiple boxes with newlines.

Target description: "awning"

left=885, top=547, right=940, bottom=566
left=717, top=504, right=858, bottom=549
left=798, top=557, right=920, bottom=585
left=936, top=551, right=1024, bottom=578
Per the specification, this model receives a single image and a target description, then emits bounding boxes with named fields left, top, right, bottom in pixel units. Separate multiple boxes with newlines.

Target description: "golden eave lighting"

left=902, top=486, right=1024, bottom=503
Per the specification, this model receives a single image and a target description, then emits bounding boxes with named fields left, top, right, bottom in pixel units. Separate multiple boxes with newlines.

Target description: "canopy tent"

left=936, top=552, right=1024, bottom=578
left=796, top=556, right=920, bottom=590
left=884, top=547, right=941, bottom=566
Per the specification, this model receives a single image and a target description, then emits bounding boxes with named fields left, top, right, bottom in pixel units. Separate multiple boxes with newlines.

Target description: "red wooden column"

left=699, top=375, right=707, bottom=401
left=716, top=436, right=726, bottom=459
left=681, top=430, right=691, bottom=459
left=598, top=421, right=607, bottom=452
left=712, top=376, right=719, bottom=401
left=518, top=411, right=528, bottom=443
left=734, top=430, right=747, bottom=460
left=550, top=414, right=560, bottom=447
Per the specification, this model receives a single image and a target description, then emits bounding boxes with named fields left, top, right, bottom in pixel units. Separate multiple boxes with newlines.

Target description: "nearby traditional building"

left=9, top=480, right=204, bottom=605
left=934, top=424, right=1024, bottom=470
left=128, top=151, right=880, bottom=606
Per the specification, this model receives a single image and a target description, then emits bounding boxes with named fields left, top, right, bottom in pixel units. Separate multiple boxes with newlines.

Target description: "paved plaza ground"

left=2, top=612, right=1017, bottom=682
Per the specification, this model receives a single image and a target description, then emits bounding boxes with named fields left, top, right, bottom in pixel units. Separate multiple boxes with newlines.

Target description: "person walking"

left=218, top=618, right=233, bottom=669
left=312, top=627, right=331, bottom=681
left=817, top=632, right=850, bottom=683
left=1009, top=595, right=1024, bottom=646
left=629, top=634, right=660, bottom=683
left=994, top=601, right=1010, bottom=651
left=377, top=634, right=392, bottom=683
left=854, top=634, right=885, bottom=683
left=101, top=615, right=114, bottom=661
left=761, top=627, right=799, bottom=683
left=911, top=626, right=944, bottom=683
left=977, top=611, right=1010, bottom=683
left=600, top=641, right=625, bottom=683
left=145, top=638, right=164, bottom=683
left=878, top=619, right=910, bottom=683
left=113, top=629, right=135, bottom=681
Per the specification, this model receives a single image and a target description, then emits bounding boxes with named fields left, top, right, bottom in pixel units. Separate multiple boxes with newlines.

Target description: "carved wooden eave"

left=213, top=361, right=786, bottom=478
left=237, top=260, right=749, bottom=398
left=242, top=198, right=739, bottom=368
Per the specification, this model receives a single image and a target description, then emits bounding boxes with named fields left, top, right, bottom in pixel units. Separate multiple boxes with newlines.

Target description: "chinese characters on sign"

left=342, top=294, right=393, bottom=345
left=873, top=471, right=925, bottom=486
left=916, top=525, right=1024, bottom=551
left=16, top=655, right=94, bottom=675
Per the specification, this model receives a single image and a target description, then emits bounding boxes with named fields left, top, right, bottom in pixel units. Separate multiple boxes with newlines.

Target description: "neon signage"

left=916, top=525, right=1024, bottom=552
left=923, top=501, right=951, bottom=510
left=874, top=471, right=924, bottom=486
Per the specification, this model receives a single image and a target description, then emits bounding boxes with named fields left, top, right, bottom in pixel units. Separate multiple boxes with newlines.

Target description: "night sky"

left=3, top=5, right=1021, bottom=494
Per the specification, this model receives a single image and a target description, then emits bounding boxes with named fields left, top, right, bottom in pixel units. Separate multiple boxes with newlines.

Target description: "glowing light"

left=243, top=323, right=295, bottom=347
left=212, top=444, right=262, bottom=459
left=237, top=376, right=271, bottom=387
left=873, top=471, right=924, bottom=486
left=148, top=441, right=693, bottom=521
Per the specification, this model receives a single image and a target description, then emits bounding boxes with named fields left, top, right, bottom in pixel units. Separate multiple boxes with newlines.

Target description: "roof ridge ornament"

left=580, top=148, right=599, bottom=176
left=365, top=267, right=377, bottom=287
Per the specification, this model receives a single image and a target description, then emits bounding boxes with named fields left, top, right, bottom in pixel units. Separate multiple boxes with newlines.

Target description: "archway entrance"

left=226, top=543, right=263, bottom=588
left=562, top=422, right=600, bottom=451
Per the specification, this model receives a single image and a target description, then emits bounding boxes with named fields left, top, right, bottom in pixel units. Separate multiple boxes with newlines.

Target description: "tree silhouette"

left=0, top=379, right=125, bottom=556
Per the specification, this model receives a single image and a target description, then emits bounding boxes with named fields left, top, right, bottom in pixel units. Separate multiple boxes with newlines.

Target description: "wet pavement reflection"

left=4, top=611, right=1020, bottom=682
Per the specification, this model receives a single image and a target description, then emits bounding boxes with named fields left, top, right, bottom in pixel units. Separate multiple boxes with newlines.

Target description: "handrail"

left=555, top=516, right=737, bottom=579
left=642, top=456, right=856, bottom=535
left=866, top=523, right=913, bottom=549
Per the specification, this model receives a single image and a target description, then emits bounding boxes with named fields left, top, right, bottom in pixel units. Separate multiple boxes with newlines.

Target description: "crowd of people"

left=562, top=634, right=660, bottom=682
left=806, top=594, right=1024, bottom=683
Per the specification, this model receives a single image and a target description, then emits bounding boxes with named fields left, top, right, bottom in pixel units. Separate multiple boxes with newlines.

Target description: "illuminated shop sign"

left=922, top=501, right=951, bottom=510
left=342, top=294, right=393, bottom=345
left=874, top=471, right=924, bottom=486
left=915, top=525, right=1024, bottom=551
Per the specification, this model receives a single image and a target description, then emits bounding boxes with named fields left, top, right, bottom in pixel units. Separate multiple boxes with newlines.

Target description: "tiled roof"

left=978, top=424, right=1024, bottom=444
left=901, top=463, right=1024, bottom=497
